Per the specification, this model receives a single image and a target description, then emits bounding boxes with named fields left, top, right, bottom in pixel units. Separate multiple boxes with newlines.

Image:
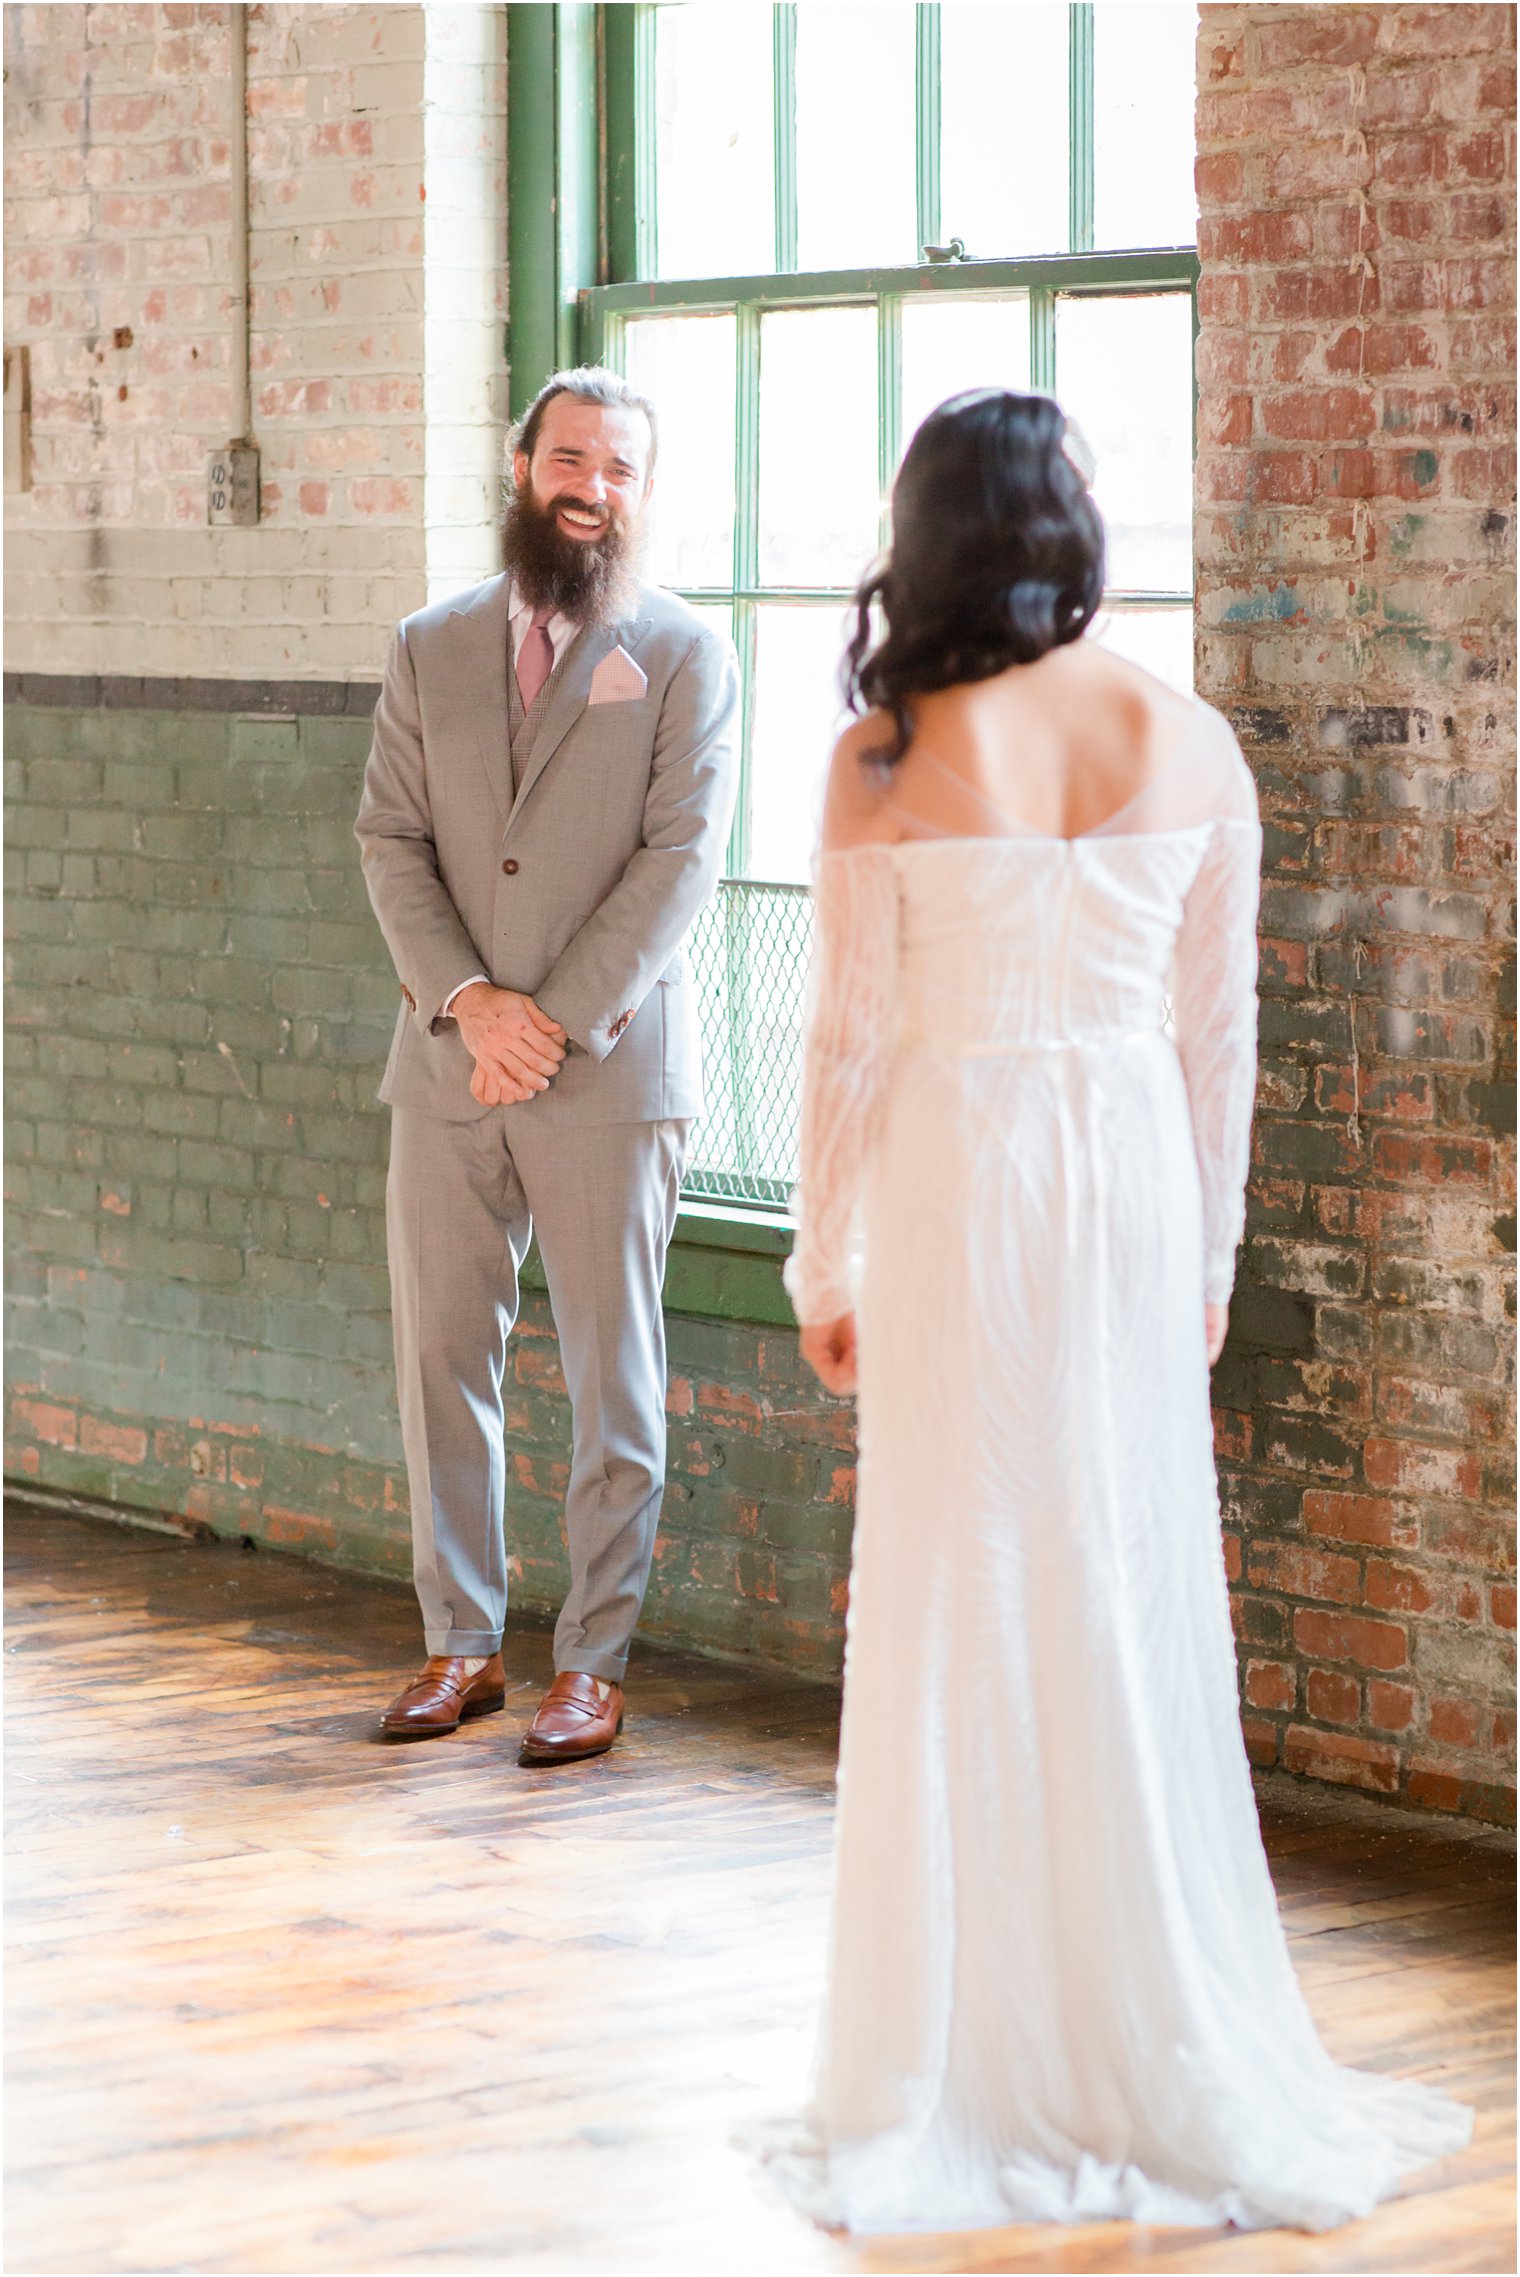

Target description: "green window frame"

left=507, top=2, right=1200, bottom=1217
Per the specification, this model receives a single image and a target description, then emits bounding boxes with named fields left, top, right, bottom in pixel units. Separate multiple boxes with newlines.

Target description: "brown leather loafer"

left=518, top=1672, right=624, bottom=1765
left=380, top=1652, right=506, bottom=1739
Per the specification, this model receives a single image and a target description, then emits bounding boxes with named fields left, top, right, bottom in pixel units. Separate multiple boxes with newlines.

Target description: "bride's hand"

left=1205, top=1301, right=1230, bottom=1366
left=800, top=1313, right=858, bottom=1396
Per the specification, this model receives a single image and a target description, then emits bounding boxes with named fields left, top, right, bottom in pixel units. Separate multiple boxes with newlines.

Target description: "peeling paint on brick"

left=1199, top=0, right=1516, bottom=1827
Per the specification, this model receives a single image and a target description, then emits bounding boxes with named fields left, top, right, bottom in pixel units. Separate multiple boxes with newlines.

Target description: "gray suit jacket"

left=356, top=575, right=740, bottom=1125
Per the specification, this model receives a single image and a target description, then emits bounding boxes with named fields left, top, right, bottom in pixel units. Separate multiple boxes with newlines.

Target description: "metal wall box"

left=207, top=444, right=260, bottom=527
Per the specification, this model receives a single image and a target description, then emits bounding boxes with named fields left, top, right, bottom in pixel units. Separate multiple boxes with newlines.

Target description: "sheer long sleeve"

left=1171, top=792, right=1263, bottom=1305
left=783, top=847, right=902, bottom=1327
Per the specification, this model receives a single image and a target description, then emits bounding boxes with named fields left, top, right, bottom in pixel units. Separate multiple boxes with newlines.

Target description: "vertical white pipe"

left=228, top=2, right=251, bottom=443
left=423, top=5, right=510, bottom=601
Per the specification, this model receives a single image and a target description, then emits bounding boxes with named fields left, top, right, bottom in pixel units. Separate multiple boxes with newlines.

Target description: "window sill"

left=672, top=1197, right=793, bottom=1255
left=521, top=1197, right=796, bottom=1327
left=665, top=1199, right=795, bottom=1322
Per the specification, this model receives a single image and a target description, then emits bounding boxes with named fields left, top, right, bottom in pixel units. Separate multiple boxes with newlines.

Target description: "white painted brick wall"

left=3, top=2, right=507, bottom=680
left=424, top=4, right=508, bottom=602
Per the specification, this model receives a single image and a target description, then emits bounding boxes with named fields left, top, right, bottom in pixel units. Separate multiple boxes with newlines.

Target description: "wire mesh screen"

left=685, top=879, right=814, bottom=1210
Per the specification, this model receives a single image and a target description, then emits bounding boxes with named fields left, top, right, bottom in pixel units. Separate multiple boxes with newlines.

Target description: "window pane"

left=1056, top=293, right=1193, bottom=593
left=655, top=3, right=774, bottom=280
left=686, top=878, right=810, bottom=1206
left=686, top=600, right=734, bottom=647
left=941, top=4, right=1068, bottom=258
left=759, top=307, right=881, bottom=587
left=1094, top=4, right=1199, bottom=251
left=1093, top=604, right=1194, bottom=694
left=796, top=4, right=918, bottom=271
left=622, top=314, right=736, bottom=588
left=748, top=605, right=853, bottom=882
left=899, top=295, right=1031, bottom=462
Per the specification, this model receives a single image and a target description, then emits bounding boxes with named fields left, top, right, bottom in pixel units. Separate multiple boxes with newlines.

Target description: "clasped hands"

left=452, top=982, right=567, bottom=1106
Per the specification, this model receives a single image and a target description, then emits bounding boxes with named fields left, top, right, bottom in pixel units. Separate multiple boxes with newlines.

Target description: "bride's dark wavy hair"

left=843, top=390, right=1105, bottom=765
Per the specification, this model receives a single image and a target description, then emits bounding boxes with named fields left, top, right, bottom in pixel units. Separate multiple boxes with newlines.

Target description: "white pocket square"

left=588, top=645, right=649, bottom=705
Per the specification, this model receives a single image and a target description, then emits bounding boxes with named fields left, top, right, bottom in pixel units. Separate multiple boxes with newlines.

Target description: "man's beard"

left=501, top=481, right=644, bottom=624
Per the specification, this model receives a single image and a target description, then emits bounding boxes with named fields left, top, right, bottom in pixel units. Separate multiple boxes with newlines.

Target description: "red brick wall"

left=1196, top=3, right=1516, bottom=1823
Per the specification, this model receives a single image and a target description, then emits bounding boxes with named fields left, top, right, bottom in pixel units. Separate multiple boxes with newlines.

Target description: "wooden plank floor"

left=5, top=1499, right=1514, bottom=2276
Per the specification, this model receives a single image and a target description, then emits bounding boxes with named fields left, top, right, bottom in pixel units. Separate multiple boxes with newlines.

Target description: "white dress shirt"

left=442, top=578, right=582, bottom=1019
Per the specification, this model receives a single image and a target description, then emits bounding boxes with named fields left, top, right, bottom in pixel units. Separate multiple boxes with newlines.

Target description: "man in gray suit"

left=356, top=367, right=739, bottom=1763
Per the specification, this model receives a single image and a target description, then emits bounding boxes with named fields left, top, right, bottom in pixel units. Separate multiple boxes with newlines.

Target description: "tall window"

left=577, top=1, right=1200, bottom=1209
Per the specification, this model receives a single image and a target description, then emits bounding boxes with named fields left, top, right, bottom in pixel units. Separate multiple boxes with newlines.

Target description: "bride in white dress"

left=775, top=390, right=1472, bottom=2235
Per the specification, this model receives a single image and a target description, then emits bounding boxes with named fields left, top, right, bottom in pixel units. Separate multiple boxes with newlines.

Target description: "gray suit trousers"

left=387, top=1107, right=690, bottom=1680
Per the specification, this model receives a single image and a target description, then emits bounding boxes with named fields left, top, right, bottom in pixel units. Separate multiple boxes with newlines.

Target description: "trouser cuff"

left=426, top=1628, right=504, bottom=1657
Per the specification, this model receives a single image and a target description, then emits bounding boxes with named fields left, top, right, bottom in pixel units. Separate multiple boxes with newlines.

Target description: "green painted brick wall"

left=4, top=700, right=850, bottom=1678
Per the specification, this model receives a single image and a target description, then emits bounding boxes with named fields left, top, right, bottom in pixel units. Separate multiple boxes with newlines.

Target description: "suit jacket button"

left=501, top=858, right=519, bottom=875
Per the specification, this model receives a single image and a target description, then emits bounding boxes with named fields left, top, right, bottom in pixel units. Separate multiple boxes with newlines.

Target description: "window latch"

left=922, top=237, right=968, bottom=264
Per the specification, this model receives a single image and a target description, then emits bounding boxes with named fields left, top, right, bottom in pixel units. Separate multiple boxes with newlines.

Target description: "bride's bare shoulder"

left=1063, top=642, right=1193, bottom=728
left=820, top=711, right=905, bottom=854
left=1071, top=656, right=1257, bottom=818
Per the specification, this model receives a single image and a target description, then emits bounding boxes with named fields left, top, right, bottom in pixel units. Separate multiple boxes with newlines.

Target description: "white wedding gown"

left=775, top=697, right=1472, bottom=2235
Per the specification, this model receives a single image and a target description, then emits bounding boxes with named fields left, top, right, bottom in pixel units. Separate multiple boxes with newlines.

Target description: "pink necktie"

left=515, top=606, right=556, bottom=711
